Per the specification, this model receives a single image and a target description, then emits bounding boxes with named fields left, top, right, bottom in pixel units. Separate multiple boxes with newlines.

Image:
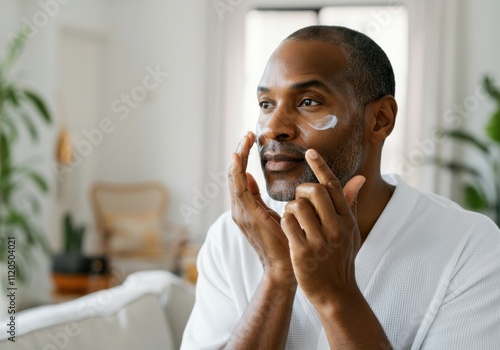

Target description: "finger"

left=284, top=199, right=323, bottom=244
left=295, top=183, right=337, bottom=227
left=229, top=152, right=255, bottom=208
left=305, top=149, right=351, bottom=217
left=247, top=172, right=280, bottom=223
left=237, top=131, right=255, bottom=174
left=281, top=212, right=305, bottom=247
left=343, top=175, right=365, bottom=218
left=246, top=171, right=260, bottom=197
left=228, top=155, right=237, bottom=209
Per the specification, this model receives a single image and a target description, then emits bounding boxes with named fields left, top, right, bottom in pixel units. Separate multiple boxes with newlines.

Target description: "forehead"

left=258, top=39, right=348, bottom=91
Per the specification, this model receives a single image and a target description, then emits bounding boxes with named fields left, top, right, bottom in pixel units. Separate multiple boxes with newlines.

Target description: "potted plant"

left=0, top=31, right=52, bottom=292
left=52, top=213, right=108, bottom=293
left=434, top=75, right=500, bottom=226
left=52, top=213, right=88, bottom=274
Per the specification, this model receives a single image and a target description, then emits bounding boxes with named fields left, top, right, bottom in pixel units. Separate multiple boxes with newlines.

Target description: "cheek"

left=306, top=114, right=338, bottom=131
left=256, top=114, right=273, bottom=142
left=297, top=114, right=339, bottom=139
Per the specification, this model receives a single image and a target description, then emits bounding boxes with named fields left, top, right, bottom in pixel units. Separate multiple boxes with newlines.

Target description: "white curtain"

left=403, top=0, right=460, bottom=196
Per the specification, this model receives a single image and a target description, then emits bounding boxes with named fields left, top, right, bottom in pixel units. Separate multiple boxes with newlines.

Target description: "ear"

left=365, top=95, right=397, bottom=144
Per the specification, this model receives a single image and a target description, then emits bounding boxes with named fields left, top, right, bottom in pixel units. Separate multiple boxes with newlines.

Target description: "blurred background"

left=0, top=0, right=499, bottom=313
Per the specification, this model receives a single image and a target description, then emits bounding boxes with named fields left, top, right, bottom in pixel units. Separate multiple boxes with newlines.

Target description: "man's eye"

left=300, top=99, right=319, bottom=107
left=259, top=101, right=273, bottom=109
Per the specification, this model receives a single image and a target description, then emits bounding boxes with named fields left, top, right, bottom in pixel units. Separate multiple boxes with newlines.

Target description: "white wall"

left=458, top=0, right=500, bottom=129
left=95, top=0, right=210, bottom=242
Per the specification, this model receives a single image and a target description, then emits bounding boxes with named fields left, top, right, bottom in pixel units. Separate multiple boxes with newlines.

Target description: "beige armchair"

left=90, top=182, right=187, bottom=277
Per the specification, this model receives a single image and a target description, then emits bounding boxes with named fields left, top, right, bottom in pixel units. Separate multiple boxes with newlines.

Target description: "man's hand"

left=281, top=148, right=365, bottom=307
left=229, top=131, right=294, bottom=278
left=225, top=132, right=298, bottom=350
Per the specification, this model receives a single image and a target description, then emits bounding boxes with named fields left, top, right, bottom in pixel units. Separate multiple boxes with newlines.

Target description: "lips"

left=263, top=152, right=305, bottom=172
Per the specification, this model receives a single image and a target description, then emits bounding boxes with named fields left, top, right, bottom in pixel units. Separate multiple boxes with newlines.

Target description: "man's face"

left=257, top=39, right=365, bottom=201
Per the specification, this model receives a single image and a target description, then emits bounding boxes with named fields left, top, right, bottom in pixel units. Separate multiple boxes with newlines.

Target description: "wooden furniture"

left=90, top=182, right=186, bottom=276
left=51, top=273, right=115, bottom=303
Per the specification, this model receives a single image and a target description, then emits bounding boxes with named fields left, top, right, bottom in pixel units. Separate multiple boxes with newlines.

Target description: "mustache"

left=259, top=140, right=308, bottom=159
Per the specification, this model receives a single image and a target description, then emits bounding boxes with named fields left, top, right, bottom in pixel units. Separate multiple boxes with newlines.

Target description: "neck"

left=356, top=173, right=395, bottom=243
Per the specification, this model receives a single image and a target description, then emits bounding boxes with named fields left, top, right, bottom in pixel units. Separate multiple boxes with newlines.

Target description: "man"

left=181, top=26, right=500, bottom=349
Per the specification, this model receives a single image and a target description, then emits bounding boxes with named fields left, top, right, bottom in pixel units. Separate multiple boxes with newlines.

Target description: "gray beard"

left=266, top=145, right=363, bottom=202
left=261, top=116, right=364, bottom=202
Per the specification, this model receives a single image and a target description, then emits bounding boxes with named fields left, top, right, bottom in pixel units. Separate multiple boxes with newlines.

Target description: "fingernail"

left=308, top=149, right=318, bottom=159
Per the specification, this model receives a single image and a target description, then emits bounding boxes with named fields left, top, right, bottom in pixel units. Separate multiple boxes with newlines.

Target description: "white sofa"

left=0, top=270, right=195, bottom=350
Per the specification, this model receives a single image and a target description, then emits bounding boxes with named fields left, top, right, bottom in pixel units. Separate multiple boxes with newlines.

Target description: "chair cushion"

left=103, top=211, right=164, bottom=258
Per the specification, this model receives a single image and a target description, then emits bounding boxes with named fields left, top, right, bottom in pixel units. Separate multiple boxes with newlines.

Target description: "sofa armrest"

left=0, top=270, right=194, bottom=350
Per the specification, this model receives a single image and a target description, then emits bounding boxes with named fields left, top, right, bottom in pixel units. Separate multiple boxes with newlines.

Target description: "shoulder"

left=385, top=173, right=499, bottom=237
left=384, top=174, right=500, bottom=277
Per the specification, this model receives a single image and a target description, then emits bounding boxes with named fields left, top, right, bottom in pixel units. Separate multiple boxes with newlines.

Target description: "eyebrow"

left=257, top=79, right=334, bottom=94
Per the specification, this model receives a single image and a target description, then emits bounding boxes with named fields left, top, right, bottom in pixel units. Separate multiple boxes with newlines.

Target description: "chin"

left=264, top=176, right=307, bottom=202
left=266, top=186, right=296, bottom=202
left=263, top=164, right=319, bottom=201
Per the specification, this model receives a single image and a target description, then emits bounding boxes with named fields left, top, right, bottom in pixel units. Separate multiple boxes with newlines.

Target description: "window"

left=243, top=6, right=408, bottom=188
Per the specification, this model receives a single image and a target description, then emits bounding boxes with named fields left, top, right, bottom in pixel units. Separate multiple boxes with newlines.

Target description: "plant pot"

left=52, top=254, right=109, bottom=294
left=52, top=253, right=90, bottom=274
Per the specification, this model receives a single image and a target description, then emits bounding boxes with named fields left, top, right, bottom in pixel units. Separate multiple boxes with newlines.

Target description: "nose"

left=259, top=106, right=298, bottom=142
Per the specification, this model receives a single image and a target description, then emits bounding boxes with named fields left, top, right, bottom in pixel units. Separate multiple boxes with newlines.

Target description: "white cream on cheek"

left=307, top=114, right=338, bottom=131
left=256, top=114, right=338, bottom=139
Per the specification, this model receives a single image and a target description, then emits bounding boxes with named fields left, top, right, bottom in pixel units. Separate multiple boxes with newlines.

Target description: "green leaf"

left=8, top=211, right=35, bottom=246
left=30, top=226, right=50, bottom=255
left=3, top=32, right=26, bottom=72
left=486, top=108, right=500, bottom=143
left=0, top=133, right=11, bottom=185
left=0, top=133, right=10, bottom=171
left=1, top=114, right=19, bottom=142
left=463, top=183, right=489, bottom=210
left=441, top=129, right=490, bottom=154
left=23, top=90, right=51, bottom=123
left=0, top=181, right=18, bottom=204
left=19, top=110, right=38, bottom=141
left=26, top=171, right=49, bottom=193
left=482, top=76, right=500, bottom=104
left=29, top=196, right=41, bottom=214
left=433, top=158, right=485, bottom=181
left=4, top=85, right=20, bottom=107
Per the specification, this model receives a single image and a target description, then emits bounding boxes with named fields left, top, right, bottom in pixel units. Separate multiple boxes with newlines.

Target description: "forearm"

left=317, top=289, right=391, bottom=349
left=224, top=271, right=297, bottom=350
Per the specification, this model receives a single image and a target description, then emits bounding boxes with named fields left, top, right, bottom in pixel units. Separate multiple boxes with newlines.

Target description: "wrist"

left=315, top=287, right=365, bottom=321
left=263, top=268, right=297, bottom=290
